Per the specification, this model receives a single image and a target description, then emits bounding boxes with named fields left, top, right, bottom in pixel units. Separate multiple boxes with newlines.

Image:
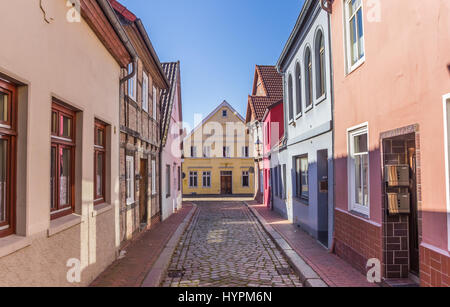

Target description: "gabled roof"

left=184, top=100, right=244, bottom=141
left=246, top=65, right=283, bottom=123
left=160, top=61, right=182, bottom=147
left=109, top=0, right=169, bottom=89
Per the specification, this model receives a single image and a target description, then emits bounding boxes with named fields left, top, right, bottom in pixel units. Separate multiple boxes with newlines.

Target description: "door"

left=220, top=171, right=232, bottom=195
left=408, top=144, right=420, bottom=275
left=317, top=150, right=329, bottom=247
left=139, top=159, right=148, bottom=224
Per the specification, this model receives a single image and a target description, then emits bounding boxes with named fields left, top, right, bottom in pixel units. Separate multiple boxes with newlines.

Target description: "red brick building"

left=110, top=0, right=169, bottom=244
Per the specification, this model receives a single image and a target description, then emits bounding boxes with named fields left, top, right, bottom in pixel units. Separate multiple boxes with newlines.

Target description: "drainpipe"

left=320, top=0, right=333, bottom=14
left=326, top=9, right=337, bottom=254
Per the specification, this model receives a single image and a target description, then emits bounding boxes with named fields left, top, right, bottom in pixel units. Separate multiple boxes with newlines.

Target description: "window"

left=242, top=171, right=249, bottom=187
left=142, top=71, right=149, bottom=112
left=202, top=171, right=211, bottom=188
left=94, top=120, right=106, bottom=205
left=242, top=146, right=249, bottom=158
left=278, top=165, right=283, bottom=198
left=315, top=30, right=326, bottom=98
left=295, top=155, right=309, bottom=200
left=222, top=109, right=228, bottom=117
left=0, top=80, right=16, bottom=237
left=282, top=164, right=287, bottom=200
left=295, top=63, right=302, bottom=115
left=178, top=166, right=181, bottom=191
left=288, top=74, right=294, bottom=121
left=189, top=171, right=198, bottom=188
left=51, top=102, right=76, bottom=219
left=126, top=156, right=135, bottom=205
left=190, top=146, right=197, bottom=158
left=345, top=0, right=365, bottom=71
left=273, top=167, right=278, bottom=196
left=348, top=125, right=369, bottom=215
left=305, top=48, right=313, bottom=108
left=152, top=159, right=157, bottom=195
left=166, top=165, right=171, bottom=197
left=127, top=63, right=136, bottom=101
left=203, top=146, right=211, bottom=158
left=223, top=146, right=230, bottom=158
left=152, top=86, right=157, bottom=120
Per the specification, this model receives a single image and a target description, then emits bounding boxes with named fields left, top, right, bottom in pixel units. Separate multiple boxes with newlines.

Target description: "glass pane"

left=301, top=158, right=309, bottom=198
left=96, top=153, right=103, bottom=197
left=51, top=112, right=58, bottom=134
left=362, top=154, right=369, bottom=206
left=354, top=133, right=368, bottom=154
left=60, top=115, right=72, bottom=138
left=354, top=155, right=362, bottom=205
left=357, top=8, right=364, bottom=58
left=96, top=128, right=104, bottom=146
left=0, top=139, right=7, bottom=223
left=350, top=0, right=361, bottom=16
left=59, top=148, right=71, bottom=206
left=51, top=147, right=56, bottom=210
left=0, top=92, right=8, bottom=123
left=350, top=16, right=358, bottom=64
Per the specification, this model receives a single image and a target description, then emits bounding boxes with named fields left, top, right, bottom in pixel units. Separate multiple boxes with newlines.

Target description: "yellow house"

left=183, top=101, right=255, bottom=197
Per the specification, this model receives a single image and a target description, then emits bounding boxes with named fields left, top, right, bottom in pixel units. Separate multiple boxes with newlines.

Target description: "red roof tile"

left=108, top=0, right=136, bottom=22
left=246, top=65, right=283, bottom=122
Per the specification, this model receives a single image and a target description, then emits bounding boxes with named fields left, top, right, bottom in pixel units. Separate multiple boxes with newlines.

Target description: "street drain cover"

left=276, top=267, right=293, bottom=275
left=167, top=269, right=185, bottom=278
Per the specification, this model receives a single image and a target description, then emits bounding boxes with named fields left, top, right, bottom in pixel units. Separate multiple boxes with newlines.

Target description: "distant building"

left=245, top=66, right=284, bottom=202
left=160, top=62, right=184, bottom=221
left=183, top=101, right=254, bottom=197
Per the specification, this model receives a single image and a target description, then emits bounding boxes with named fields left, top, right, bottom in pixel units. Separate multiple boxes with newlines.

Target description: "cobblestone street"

left=161, top=202, right=302, bottom=287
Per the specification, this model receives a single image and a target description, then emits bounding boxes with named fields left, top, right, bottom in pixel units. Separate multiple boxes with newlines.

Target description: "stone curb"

left=141, top=204, right=198, bottom=287
left=245, top=203, right=328, bottom=288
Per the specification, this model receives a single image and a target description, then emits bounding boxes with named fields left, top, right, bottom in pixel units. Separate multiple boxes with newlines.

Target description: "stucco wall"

left=0, top=0, right=121, bottom=285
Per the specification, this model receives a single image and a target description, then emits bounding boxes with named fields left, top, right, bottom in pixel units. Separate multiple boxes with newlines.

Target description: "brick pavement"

left=90, top=203, right=194, bottom=287
left=247, top=201, right=378, bottom=287
left=161, top=202, right=302, bottom=287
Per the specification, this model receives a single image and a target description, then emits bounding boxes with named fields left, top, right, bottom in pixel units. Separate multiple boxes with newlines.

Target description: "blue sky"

left=119, top=0, right=303, bottom=130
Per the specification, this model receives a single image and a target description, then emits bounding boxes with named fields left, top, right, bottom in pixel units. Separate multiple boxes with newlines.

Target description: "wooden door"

left=408, top=145, right=420, bottom=275
left=221, top=171, right=232, bottom=195
left=139, top=159, right=148, bottom=224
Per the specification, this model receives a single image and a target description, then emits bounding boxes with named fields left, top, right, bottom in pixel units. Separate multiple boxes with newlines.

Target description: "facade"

left=183, top=101, right=254, bottom=197
left=160, top=62, right=184, bottom=221
left=0, top=0, right=133, bottom=285
left=246, top=65, right=284, bottom=202
left=277, top=0, right=334, bottom=248
left=330, top=0, right=450, bottom=285
left=261, top=100, right=285, bottom=210
left=110, top=0, right=170, bottom=243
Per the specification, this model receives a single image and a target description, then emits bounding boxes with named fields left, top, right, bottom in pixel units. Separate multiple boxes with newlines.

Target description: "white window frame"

left=152, top=86, right=157, bottom=120
left=442, top=93, right=450, bottom=251
left=343, top=0, right=365, bottom=74
left=127, top=63, right=137, bottom=101
left=152, top=159, right=156, bottom=195
left=242, top=171, right=250, bottom=187
left=223, top=146, right=230, bottom=158
left=126, top=155, right=135, bottom=205
left=202, top=171, right=211, bottom=188
left=242, top=146, right=249, bottom=158
left=142, top=71, right=149, bottom=112
left=189, top=171, right=198, bottom=188
left=347, top=123, right=370, bottom=216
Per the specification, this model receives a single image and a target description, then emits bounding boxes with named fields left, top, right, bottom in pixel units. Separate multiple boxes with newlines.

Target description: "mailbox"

left=387, top=193, right=410, bottom=214
left=385, top=165, right=409, bottom=187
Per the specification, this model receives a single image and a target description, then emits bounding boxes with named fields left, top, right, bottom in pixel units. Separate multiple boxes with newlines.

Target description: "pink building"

left=262, top=100, right=284, bottom=209
left=330, top=0, right=450, bottom=286
left=160, top=62, right=184, bottom=221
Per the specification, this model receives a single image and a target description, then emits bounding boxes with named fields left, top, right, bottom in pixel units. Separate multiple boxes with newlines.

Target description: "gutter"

left=96, top=0, right=137, bottom=83
left=136, top=19, right=170, bottom=89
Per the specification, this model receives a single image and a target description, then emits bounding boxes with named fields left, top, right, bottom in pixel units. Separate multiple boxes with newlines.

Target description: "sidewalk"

left=90, top=203, right=194, bottom=287
left=247, top=201, right=378, bottom=287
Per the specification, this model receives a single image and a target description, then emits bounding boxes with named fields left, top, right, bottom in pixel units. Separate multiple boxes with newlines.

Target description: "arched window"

left=288, top=74, right=294, bottom=121
left=305, top=48, right=313, bottom=108
left=295, top=63, right=302, bottom=115
left=315, top=30, right=326, bottom=98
